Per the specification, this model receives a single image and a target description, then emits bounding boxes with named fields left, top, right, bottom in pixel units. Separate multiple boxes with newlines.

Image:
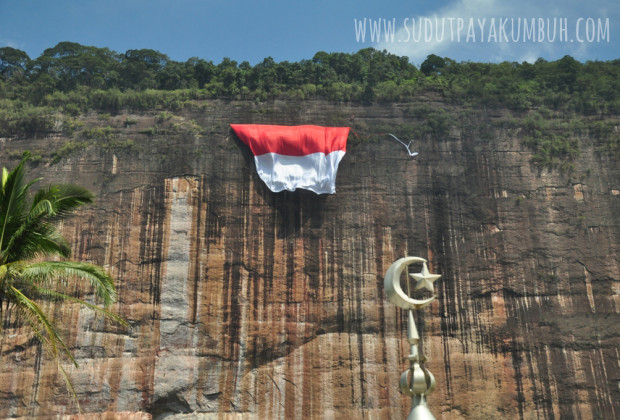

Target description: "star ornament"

left=410, top=262, right=441, bottom=293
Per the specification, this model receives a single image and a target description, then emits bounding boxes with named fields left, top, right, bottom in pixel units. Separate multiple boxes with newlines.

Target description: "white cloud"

left=375, top=0, right=619, bottom=64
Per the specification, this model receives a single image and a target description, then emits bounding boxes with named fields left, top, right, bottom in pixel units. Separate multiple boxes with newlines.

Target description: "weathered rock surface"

left=0, top=100, right=618, bottom=419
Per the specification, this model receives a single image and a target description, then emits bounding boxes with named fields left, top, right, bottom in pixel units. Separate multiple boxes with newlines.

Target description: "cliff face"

left=0, top=99, right=618, bottom=419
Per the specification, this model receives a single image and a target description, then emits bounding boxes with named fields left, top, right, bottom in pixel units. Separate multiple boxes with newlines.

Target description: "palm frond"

left=3, top=220, right=72, bottom=262
left=8, top=285, right=77, bottom=367
left=0, top=152, right=125, bottom=410
left=28, top=196, right=55, bottom=219
left=2, top=182, right=92, bottom=262
left=9, top=287, right=83, bottom=413
left=0, top=154, right=40, bottom=261
left=18, top=261, right=118, bottom=307
left=30, top=285, right=128, bottom=327
left=57, top=362, right=81, bottom=413
left=31, top=184, right=94, bottom=221
left=1, top=154, right=93, bottom=264
left=1, top=167, right=8, bottom=189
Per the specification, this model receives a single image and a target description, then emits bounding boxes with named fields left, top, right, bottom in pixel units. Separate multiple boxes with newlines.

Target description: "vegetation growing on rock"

left=1, top=42, right=619, bottom=167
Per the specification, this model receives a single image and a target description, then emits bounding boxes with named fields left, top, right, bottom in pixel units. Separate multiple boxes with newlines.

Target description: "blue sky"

left=1, top=0, right=618, bottom=65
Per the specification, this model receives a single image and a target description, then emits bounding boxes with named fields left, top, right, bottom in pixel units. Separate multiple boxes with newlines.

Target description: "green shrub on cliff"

left=1, top=43, right=619, bottom=169
left=0, top=102, right=54, bottom=137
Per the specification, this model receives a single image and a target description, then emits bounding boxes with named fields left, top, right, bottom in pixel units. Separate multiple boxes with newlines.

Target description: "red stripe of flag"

left=230, top=124, right=349, bottom=156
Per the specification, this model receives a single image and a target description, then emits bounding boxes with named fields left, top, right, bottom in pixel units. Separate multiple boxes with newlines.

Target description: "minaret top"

left=384, top=256, right=442, bottom=420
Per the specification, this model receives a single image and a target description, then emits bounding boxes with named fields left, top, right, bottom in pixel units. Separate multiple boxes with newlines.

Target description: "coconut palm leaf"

left=28, top=285, right=127, bottom=327
left=9, top=284, right=83, bottom=412
left=32, top=184, right=94, bottom=220
left=5, top=259, right=127, bottom=326
left=17, top=261, right=118, bottom=306
left=0, top=152, right=126, bottom=411
left=0, top=157, right=41, bottom=261
left=2, top=178, right=94, bottom=263
left=7, top=285, right=74, bottom=365
left=4, top=221, right=72, bottom=262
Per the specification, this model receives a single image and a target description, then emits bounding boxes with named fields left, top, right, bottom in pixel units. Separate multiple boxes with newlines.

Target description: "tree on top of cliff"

left=0, top=152, right=127, bottom=411
left=1, top=42, right=620, bottom=114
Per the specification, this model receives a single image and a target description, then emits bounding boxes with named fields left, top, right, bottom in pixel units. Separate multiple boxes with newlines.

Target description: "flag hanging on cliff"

left=230, top=124, right=349, bottom=194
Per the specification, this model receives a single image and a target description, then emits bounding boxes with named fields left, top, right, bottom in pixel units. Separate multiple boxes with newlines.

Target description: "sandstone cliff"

left=0, top=99, right=618, bottom=419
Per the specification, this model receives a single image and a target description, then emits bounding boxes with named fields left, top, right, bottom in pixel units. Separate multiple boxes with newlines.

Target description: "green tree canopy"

left=0, top=42, right=619, bottom=114
left=0, top=46, right=30, bottom=78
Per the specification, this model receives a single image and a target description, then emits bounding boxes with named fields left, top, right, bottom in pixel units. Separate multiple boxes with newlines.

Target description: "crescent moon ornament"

left=385, top=256, right=442, bottom=419
left=384, top=256, right=439, bottom=310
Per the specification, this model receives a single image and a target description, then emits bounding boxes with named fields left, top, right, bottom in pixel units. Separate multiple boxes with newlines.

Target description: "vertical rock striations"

left=0, top=100, right=618, bottom=419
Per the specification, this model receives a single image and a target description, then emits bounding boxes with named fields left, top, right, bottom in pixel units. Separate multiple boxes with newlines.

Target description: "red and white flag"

left=230, top=124, right=349, bottom=194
